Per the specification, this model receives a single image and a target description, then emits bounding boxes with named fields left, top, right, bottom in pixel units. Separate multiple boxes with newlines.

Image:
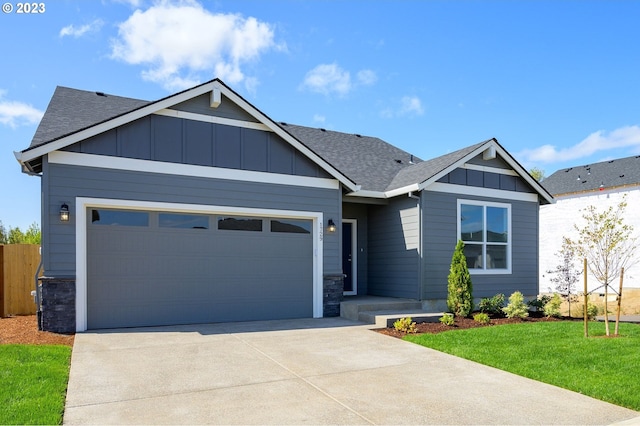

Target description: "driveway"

left=64, top=317, right=639, bottom=425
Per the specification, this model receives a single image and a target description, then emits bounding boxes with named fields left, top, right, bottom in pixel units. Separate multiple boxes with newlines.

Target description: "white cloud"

left=301, top=64, right=377, bottom=96
left=518, top=125, right=640, bottom=164
left=399, top=96, right=424, bottom=116
left=357, top=69, right=377, bottom=86
left=110, top=0, right=280, bottom=91
left=59, top=19, right=104, bottom=38
left=301, top=63, right=351, bottom=96
left=379, top=95, right=425, bottom=119
left=313, top=114, right=325, bottom=123
left=0, top=91, right=43, bottom=128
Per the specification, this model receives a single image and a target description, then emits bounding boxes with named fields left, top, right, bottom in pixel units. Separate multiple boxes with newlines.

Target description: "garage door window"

left=271, top=219, right=311, bottom=234
left=159, top=213, right=209, bottom=229
left=91, top=209, right=149, bottom=226
left=218, top=216, right=262, bottom=231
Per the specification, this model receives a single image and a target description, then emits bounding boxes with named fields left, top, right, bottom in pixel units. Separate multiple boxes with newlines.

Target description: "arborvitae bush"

left=447, top=240, right=473, bottom=317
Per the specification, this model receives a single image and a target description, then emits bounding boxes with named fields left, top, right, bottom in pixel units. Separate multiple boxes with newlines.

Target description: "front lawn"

left=0, top=345, right=72, bottom=425
left=405, top=321, right=640, bottom=411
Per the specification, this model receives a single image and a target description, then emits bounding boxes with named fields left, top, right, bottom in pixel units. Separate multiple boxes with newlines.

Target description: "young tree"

left=529, top=167, right=545, bottom=182
left=567, top=196, right=638, bottom=335
left=547, top=237, right=581, bottom=316
left=447, top=240, right=473, bottom=317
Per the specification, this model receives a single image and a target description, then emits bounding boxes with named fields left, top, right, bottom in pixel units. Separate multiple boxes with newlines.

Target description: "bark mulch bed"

left=376, top=313, right=570, bottom=338
left=0, top=315, right=74, bottom=347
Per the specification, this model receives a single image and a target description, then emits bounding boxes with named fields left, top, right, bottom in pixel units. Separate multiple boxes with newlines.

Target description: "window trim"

left=457, top=199, right=512, bottom=275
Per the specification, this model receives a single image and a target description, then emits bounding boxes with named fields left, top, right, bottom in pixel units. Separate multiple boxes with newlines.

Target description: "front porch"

left=340, top=295, right=443, bottom=327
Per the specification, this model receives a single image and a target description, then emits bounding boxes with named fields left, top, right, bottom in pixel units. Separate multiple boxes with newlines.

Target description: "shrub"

left=439, top=313, right=455, bottom=326
left=503, top=291, right=529, bottom=319
left=478, top=293, right=505, bottom=316
left=571, top=301, right=600, bottom=320
left=528, top=294, right=552, bottom=312
left=393, top=317, right=417, bottom=333
left=543, top=293, right=563, bottom=318
left=473, top=312, right=491, bottom=324
left=447, top=240, right=473, bottom=317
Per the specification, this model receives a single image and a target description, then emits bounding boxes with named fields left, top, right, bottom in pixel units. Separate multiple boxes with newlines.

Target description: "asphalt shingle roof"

left=542, top=155, right=640, bottom=196
left=30, top=86, right=150, bottom=149
left=24, top=85, right=498, bottom=194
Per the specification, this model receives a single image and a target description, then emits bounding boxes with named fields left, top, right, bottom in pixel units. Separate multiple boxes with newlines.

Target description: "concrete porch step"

left=340, top=296, right=443, bottom=328
left=358, top=310, right=443, bottom=328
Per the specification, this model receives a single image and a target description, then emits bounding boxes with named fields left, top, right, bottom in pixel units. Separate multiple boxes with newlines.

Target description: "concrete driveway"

left=64, top=317, right=639, bottom=425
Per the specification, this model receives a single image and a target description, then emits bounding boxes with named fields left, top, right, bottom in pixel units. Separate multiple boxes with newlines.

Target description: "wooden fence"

left=0, top=244, right=41, bottom=317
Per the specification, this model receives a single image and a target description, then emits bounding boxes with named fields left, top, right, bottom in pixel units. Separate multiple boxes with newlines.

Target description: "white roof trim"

left=155, top=109, right=271, bottom=131
left=49, top=151, right=340, bottom=190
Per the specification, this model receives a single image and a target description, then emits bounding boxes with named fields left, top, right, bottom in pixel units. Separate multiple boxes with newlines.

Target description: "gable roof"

left=542, top=154, right=640, bottom=196
left=16, top=79, right=552, bottom=203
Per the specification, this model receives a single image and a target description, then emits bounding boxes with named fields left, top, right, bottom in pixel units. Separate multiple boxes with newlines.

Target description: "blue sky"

left=1, top=0, right=639, bottom=230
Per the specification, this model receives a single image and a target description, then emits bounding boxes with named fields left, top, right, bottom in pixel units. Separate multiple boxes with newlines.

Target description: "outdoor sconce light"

left=326, top=219, right=337, bottom=233
left=59, top=203, right=70, bottom=222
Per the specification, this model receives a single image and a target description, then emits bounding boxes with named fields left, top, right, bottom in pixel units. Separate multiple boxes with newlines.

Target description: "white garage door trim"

left=75, top=197, right=324, bottom=332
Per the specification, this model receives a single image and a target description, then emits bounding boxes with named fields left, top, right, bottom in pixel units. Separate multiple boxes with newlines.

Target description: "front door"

left=342, top=220, right=357, bottom=295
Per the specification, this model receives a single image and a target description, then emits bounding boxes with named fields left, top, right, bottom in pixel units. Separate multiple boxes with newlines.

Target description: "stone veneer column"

left=39, top=277, right=76, bottom=334
left=323, top=274, right=344, bottom=317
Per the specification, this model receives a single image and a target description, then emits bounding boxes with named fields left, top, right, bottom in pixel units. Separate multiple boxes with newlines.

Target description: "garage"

left=86, top=207, right=314, bottom=329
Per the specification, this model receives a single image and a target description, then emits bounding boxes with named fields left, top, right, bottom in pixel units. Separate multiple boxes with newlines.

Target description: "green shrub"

left=447, top=240, right=473, bottom=317
left=503, top=291, right=529, bottom=319
left=528, top=294, right=552, bottom=312
left=439, top=313, right=455, bottom=326
left=587, top=302, right=599, bottom=320
left=473, top=312, right=491, bottom=324
left=478, top=293, right=505, bottom=315
left=393, top=317, right=417, bottom=333
left=543, top=293, right=563, bottom=318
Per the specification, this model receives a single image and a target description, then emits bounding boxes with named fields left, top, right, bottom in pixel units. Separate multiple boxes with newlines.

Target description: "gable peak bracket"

left=210, top=88, right=221, bottom=108
left=483, top=146, right=496, bottom=160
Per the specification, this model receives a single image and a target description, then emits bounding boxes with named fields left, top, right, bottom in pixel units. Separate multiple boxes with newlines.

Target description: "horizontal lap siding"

left=42, top=161, right=340, bottom=276
left=422, top=191, right=539, bottom=300
left=368, top=197, right=420, bottom=299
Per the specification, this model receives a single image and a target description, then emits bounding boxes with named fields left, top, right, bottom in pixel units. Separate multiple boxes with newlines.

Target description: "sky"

left=1, top=0, right=639, bottom=230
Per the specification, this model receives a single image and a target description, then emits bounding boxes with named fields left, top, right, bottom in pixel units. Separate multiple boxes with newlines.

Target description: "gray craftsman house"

left=16, top=79, right=553, bottom=332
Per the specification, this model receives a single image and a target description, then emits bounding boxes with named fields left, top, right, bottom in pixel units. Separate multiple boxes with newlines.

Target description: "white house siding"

left=539, top=186, right=640, bottom=293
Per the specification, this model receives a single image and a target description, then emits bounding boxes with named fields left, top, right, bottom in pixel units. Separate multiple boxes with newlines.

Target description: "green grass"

left=405, top=321, right=640, bottom=411
left=0, top=345, right=72, bottom=425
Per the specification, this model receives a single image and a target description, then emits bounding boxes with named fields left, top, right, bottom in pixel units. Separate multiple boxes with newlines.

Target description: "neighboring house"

left=15, top=79, right=553, bottom=332
left=540, top=155, right=640, bottom=293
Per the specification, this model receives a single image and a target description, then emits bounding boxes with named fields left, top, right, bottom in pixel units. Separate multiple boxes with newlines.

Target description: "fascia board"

left=18, top=81, right=219, bottom=163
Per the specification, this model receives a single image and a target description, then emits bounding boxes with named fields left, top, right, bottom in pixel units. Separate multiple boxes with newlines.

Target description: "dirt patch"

left=376, top=313, right=571, bottom=338
left=0, top=315, right=74, bottom=347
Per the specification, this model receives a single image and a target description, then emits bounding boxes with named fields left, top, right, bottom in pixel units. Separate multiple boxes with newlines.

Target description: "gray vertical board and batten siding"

left=64, top=114, right=330, bottom=179
left=367, top=196, right=421, bottom=299
left=421, top=190, right=539, bottom=300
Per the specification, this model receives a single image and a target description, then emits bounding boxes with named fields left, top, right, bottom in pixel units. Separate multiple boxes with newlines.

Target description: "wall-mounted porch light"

left=326, top=219, right=337, bottom=233
left=60, top=203, right=70, bottom=222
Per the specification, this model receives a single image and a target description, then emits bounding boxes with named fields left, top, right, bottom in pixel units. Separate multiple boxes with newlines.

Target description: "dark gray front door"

left=342, top=221, right=356, bottom=295
left=87, top=208, right=313, bottom=329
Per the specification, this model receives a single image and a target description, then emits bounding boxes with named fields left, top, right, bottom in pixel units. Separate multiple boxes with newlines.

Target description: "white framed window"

left=457, top=199, right=511, bottom=274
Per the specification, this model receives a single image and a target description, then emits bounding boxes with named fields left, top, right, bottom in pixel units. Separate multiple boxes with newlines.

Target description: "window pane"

left=218, top=217, right=262, bottom=231
left=486, top=245, right=507, bottom=269
left=460, top=204, right=484, bottom=242
left=270, top=219, right=311, bottom=234
left=159, top=213, right=209, bottom=229
left=91, top=209, right=149, bottom=226
left=487, top=207, right=508, bottom=242
left=463, top=244, right=483, bottom=269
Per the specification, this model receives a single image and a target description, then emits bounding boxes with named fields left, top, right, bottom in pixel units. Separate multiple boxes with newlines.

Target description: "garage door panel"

left=87, top=209, right=314, bottom=329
